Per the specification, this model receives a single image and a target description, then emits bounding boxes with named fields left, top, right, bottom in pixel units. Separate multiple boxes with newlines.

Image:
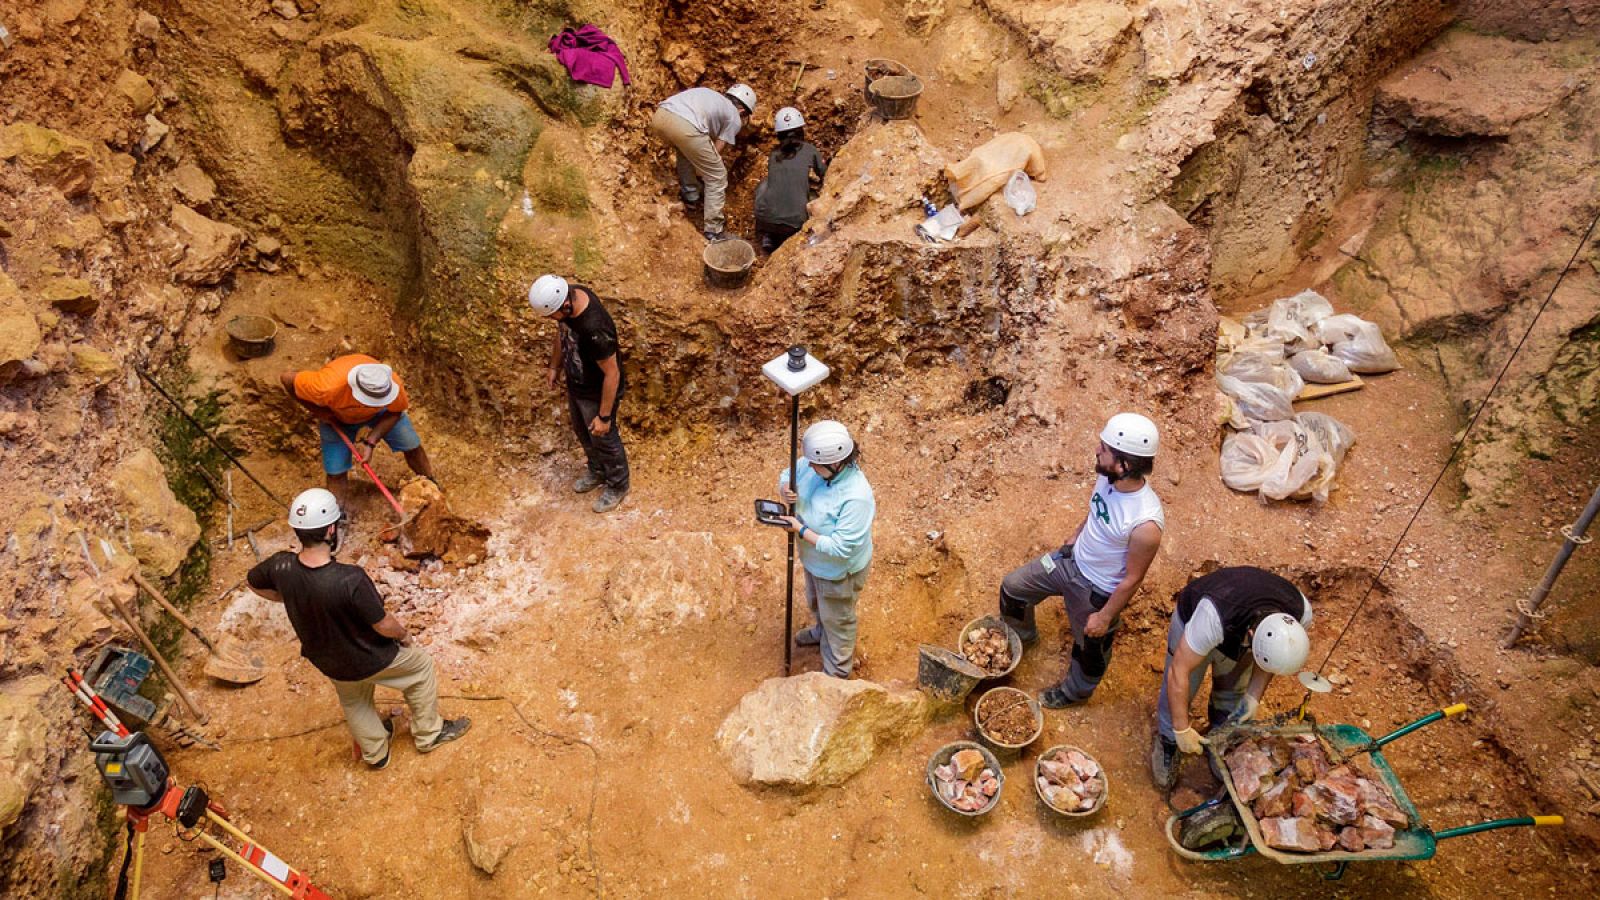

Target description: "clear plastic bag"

left=1314, top=313, right=1367, bottom=346
left=1251, top=420, right=1329, bottom=501
left=1330, top=319, right=1400, bottom=373
left=1288, top=349, right=1353, bottom=384
left=1266, top=291, right=1334, bottom=352
left=1295, top=411, right=1355, bottom=464
left=1003, top=170, right=1036, bottom=216
left=1220, top=432, right=1277, bottom=492
left=1217, top=374, right=1297, bottom=421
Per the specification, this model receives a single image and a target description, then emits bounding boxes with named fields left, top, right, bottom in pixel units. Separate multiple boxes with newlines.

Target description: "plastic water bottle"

left=520, top=191, right=533, bottom=218
left=920, top=195, right=938, bottom=218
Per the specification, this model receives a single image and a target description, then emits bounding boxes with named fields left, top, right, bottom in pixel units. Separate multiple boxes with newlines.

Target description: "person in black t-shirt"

left=528, top=274, right=630, bottom=513
left=247, top=488, right=470, bottom=769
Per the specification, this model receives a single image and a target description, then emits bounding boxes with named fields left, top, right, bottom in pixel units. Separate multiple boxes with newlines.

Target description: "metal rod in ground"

left=134, top=366, right=288, bottom=508
left=1503, top=479, right=1600, bottom=647
left=784, top=393, right=799, bottom=676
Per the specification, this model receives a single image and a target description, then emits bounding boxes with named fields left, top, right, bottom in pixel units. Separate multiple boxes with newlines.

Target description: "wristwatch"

left=598, top=411, right=615, bottom=423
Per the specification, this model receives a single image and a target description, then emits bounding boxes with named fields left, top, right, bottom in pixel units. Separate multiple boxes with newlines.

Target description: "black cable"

left=1310, top=201, right=1600, bottom=684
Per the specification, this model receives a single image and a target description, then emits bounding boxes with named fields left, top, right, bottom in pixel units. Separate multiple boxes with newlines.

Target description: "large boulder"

left=715, top=673, right=931, bottom=788
left=0, top=122, right=97, bottom=197
left=110, top=449, right=202, bottom=577
left=0, top=679, right=50, bottom=834
left=1374, top=31, right=1581, bottom=139
left=979, top=0, right=1134, bottom=80
left=169, top=204, right=245, bottom=285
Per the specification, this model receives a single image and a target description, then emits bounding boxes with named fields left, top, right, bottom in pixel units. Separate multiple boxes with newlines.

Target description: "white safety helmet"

left=528, top=274, right=569, bottom=317
left=1100, top=412, right=1159, bottom=458
left=726, top=83, right=757, bottom=115
left=1252, top=613, right=1311, bottom=676
left=803, top=420, right=854, bottom=466
left=288, top=488, right=341, bottom=530
left=774, top=107, right=805, bottom=131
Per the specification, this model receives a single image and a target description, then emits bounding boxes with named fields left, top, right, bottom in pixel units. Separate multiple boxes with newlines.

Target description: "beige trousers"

left=330, top=645, right=443, bottom=764
left=650, top=107, right=728, bottom=232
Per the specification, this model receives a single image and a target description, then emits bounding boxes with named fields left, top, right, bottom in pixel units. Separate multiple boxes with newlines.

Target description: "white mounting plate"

left=762, top=351, right=830, bottom=396
left=1298, top=671, right=1333, bottom=693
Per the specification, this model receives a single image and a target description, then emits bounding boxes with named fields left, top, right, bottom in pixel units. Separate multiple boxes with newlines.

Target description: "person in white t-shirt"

left=998, top=413, right=1165, bottom=709
left=1151, top=566, right=1312, bottom=789
left=649, top=84, right=757, bottom=241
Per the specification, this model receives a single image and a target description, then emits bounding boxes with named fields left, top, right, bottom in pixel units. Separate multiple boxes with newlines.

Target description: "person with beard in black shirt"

left=528, top=274, right=630, bottom=513
left=248, top=488, right=470, bottom=769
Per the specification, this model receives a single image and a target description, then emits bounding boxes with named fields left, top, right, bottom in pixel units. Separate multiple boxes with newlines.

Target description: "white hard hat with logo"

left=528, top=274, right=570, bottom=317
left=1100, top=412, right=1159, bottom=457
left=726, top=83, right=757, bottom=114
left=803, top=420, right=854, bottom=465
left=288, top=488, right=341, bottom=530
left=774, top=107, right=805, bottom=131
left=1252, top=613, right=1310, bottom=676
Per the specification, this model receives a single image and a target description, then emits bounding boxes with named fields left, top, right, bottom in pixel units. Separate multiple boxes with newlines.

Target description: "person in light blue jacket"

left=777, top=420, right=875, bottom=678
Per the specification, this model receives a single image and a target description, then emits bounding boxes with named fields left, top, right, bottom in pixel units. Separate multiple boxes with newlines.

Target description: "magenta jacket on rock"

left=548, top=25, right=632, bottom=89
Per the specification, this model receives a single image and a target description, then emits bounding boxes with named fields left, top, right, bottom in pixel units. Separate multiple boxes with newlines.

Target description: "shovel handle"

left=332, top=428, right=406, bottom=517
left=130, top=570, right=220, bottom=656
left=1435, top=815, right=1563, bottom=841
left=1371, top=703, right=1468, bottom=749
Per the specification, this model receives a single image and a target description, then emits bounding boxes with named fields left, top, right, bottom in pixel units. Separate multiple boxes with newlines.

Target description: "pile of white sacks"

left=1215, top=290, right=1399, bottom=502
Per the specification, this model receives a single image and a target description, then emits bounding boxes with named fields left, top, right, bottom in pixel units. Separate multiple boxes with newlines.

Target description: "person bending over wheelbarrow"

left=279, top=354, right=438, bottom=519
left=1151, top=565, right=1312, bottom=790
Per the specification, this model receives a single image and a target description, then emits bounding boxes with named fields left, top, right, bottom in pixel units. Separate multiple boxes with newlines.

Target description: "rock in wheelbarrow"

left=917, top=645, right=984, bottom=704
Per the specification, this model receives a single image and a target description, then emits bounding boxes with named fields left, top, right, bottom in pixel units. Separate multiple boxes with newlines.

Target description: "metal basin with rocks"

left=926, top=740, right=1004, bottom=817
left=958, top=616, right=1022, bottom=681
left=868, top=75, right=922, bottom=120
left=1035, top=744, right=1108, bottom=818
left=972, top=686, right=1042, bottom=754
left=703, top=238, right=755, bottom=289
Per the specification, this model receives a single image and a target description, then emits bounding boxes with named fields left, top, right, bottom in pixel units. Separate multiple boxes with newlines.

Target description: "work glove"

left=1173, top=726, right=1205, bottom=755
left=1224, top=695, right=1260, bottom=726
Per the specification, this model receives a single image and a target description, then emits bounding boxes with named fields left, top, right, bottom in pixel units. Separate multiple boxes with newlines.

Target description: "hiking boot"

left=592, top=486, right=628, bottom=513
left=366, top=718, right=395, bottom=770
left=419, top=717, right=471, bottom=753
left=1150, top=734, right=1179, bottom=791
left=1039, top=685, right=1086, bottom=709
left=572, top=471, right=603, bottom=494
left=680, top=187, right=702, bottom=207
left=794, top=626, right=822, bottom=647
left=704, top=229, right=729, bottom=242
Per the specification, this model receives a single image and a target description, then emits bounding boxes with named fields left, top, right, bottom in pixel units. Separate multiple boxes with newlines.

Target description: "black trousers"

left=568, top=392, right=629, bottom=490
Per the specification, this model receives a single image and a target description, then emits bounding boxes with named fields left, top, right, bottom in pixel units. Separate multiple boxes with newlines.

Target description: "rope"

left=1308, top=201, right=1600, bottom=686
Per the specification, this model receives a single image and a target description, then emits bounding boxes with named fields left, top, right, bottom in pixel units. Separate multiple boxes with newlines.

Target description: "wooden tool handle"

left=131, top=570, right=219, bottom=655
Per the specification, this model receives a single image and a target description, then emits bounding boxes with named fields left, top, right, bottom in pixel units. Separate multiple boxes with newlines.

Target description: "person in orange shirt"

left=278, top=354, right=437, bottom=512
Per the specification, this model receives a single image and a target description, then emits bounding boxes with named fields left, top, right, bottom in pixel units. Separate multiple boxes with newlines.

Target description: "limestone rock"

left=135, top=11, right=162, bottom=39
left=396, top=478, right=490, bottom=565
left=938, top=17, right=1001, bottom=85
left=170, top=163, right=218, bottom=208
left=70, top=344, right=119, bottom=385
left=996, top=59, right=1025, bottom=113
left=0, top=272, right=43, bottom=380
left=0, top=679, right=50, bottom=834
left=0, top=122, right=97, bottom=197
left=980, top=0, right=1134, bottom=80
left=715, top=673, right=931, bottom=788
left=110, top=449, right=202, bottom=576
left=114, top=69, right=157, bottom=116
left=271, top=0, right=300, bottom=20
left=138, top=114, right=169, bottom=154
left=1374, top=32, right=1580, bottom=139
left=1141, top=0, right=1203, bottom=82
left=660, top=41, right=705, bottom=84
left=169, top=204, right=244, bottom=285
left=461, top=793, right=521, bottom=875
left=40, top=276, right=97, bottom=315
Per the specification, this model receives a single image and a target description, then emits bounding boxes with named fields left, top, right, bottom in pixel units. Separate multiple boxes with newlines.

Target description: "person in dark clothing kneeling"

left=754, top=107, right=827, bottom=254
left=247, top=488, right=470, bottom=770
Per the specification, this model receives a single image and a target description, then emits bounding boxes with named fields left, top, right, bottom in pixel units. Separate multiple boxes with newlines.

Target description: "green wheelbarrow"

left=1165, top=704, right=1564, bottom=880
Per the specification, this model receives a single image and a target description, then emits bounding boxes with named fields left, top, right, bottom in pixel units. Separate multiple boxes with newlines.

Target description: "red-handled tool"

left=331, top=427, right=413, bottom=547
